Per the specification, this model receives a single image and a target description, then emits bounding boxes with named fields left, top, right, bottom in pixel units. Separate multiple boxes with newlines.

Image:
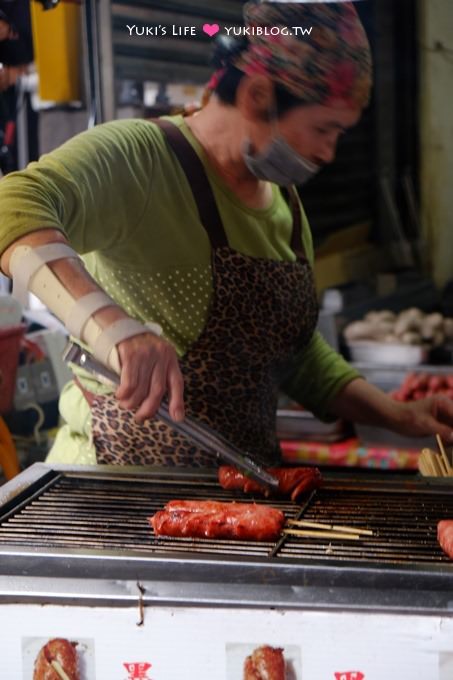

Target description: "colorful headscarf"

left=231, top=1, right=372, bottom=108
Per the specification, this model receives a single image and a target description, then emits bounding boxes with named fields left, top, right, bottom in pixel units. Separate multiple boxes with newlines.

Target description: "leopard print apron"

left=88, top=119, right=319, bottom=467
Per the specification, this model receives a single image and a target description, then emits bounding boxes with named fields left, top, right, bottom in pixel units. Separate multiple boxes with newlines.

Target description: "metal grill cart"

left=1, top=463, right=453, bottom=678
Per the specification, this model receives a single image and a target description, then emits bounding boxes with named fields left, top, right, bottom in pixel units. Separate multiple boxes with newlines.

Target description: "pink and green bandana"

left=232, top=1, right=372, bottom=108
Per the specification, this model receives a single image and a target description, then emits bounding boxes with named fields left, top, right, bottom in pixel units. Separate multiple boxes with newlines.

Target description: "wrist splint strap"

left=12, top=243, right=80, bottom=305
left=10, top=242, right=163, bottom=372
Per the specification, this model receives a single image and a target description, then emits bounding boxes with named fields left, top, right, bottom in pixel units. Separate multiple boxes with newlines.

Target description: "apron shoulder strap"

left=153, top=119, right=306, bottom=259
left=284, top=185, right=306, bottom=260
left=152, top=118, right=229, bottom=249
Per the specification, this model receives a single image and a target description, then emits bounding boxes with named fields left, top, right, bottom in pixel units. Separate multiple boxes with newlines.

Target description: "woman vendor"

left=0, top=1, right=452, bottom=467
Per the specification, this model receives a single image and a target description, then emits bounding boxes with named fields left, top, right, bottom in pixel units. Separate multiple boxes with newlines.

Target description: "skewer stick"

left=286, top=519, right=373, bottom=536
left=422, top=448, right=445, bottom=477
left=430, top=452, right=443, bottom=477
left=433, top=453, right=447, bottom=477
left=438, top=456, right=450, bottom=477
left=283, top=528, right=360, bottom=541
left=418, top=453, right=432, bottom=477
left=50, top=660, right=71, bottom=680
left=420, top=449, right=433, bottom=476
left=422, top=449, right=448, bottom=477
left=436, top=435, right=453, bottom=476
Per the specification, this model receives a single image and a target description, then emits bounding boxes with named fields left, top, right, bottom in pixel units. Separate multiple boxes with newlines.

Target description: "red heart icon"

left=203, top=23, right=220, bottom=37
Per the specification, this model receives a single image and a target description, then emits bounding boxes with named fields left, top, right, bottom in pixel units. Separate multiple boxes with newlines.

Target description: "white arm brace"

left=9, top=243, right=162, bottom=374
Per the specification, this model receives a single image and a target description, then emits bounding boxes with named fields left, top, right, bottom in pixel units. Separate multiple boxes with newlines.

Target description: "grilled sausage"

left=438, top=520, right=453, bottom=559
left=150, top=500, right=285, bottom=541
left=243, top=645, right=285, bottom=680
left=218, top=466, right=322, bottom=501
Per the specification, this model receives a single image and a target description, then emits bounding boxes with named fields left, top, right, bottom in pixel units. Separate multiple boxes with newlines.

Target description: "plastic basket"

left=0, top=324, right=25, bottom=415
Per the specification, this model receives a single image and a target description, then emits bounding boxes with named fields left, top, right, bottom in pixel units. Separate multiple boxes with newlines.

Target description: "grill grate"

left=0, top=474, right=300, bottom=558
left=279, top=487, right=453, bottom=564
left=0, top=473, right=452, bottom=566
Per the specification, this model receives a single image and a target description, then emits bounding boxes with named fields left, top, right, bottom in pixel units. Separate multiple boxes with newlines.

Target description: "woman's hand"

left=116, top=332, right=185, bottom=424
left=392, top=396, right=453, bottom=442
left=330, top=377, right=453, bottom=443
left=0, top=19, right=11, bottom=41
left=0, top=20, right=18, bottom=42
left=1, top=230, right=185, bottom=425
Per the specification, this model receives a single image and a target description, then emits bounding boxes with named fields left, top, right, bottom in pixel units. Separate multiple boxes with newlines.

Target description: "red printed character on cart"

left=335, top=673, right=365, bottom=680
left=123, top=662, right=153, bottom=679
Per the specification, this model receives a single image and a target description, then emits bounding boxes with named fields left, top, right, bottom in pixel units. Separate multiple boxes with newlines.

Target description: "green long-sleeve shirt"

left=0, top=115, right=359, bottom=464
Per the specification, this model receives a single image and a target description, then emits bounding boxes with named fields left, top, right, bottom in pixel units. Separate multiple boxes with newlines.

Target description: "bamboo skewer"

left=419, top=445, right=453, bottom=478
left=283, top=528, right=360, bottom=541
left=438, top=455, right=450, bottom=477
left=50, top=660, right=71, bottom=680
left=418, top=454, right=432, bottom=477
left=436, top=434, right=453, bottom=475
left=286, top=519, right=373, bottom=536
left=430, top=448, right=446, bottom=476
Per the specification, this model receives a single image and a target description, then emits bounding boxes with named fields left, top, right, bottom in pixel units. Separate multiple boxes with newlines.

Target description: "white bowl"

left=347, top=341, right=427, bottom=366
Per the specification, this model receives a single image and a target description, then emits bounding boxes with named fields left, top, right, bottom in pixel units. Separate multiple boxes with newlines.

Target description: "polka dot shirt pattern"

left=95, top=265, right=213, bottom=355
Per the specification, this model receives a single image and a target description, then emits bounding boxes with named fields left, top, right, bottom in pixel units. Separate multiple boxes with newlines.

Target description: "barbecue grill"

left=1, top=464, right=453, bottom=677
left=1, top=463, right=453, bottom=606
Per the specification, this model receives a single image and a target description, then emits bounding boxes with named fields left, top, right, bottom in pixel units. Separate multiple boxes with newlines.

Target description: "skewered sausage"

left=150, top=500, right=285, bottom=541
left=438, top=520, right=453, bottom=559
left=218, top=466, right=322, bottom=502
left=243, top=645, right=285, bottom=680
left=33, top=639, right=79, bottom=680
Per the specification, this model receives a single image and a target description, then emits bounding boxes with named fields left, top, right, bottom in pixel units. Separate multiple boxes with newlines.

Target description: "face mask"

left=243, top=136, right=321, bottom=187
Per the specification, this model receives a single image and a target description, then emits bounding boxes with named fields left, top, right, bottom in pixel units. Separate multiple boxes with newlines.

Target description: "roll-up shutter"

left=298, top=0, right=376, bottom=246
left=298, top=108, right=375, bottom=246
left=112, top=1, right=243, bottom=84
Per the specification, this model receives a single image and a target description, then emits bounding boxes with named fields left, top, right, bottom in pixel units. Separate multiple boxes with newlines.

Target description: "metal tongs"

left=62, top=341, right=279, bottom=491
